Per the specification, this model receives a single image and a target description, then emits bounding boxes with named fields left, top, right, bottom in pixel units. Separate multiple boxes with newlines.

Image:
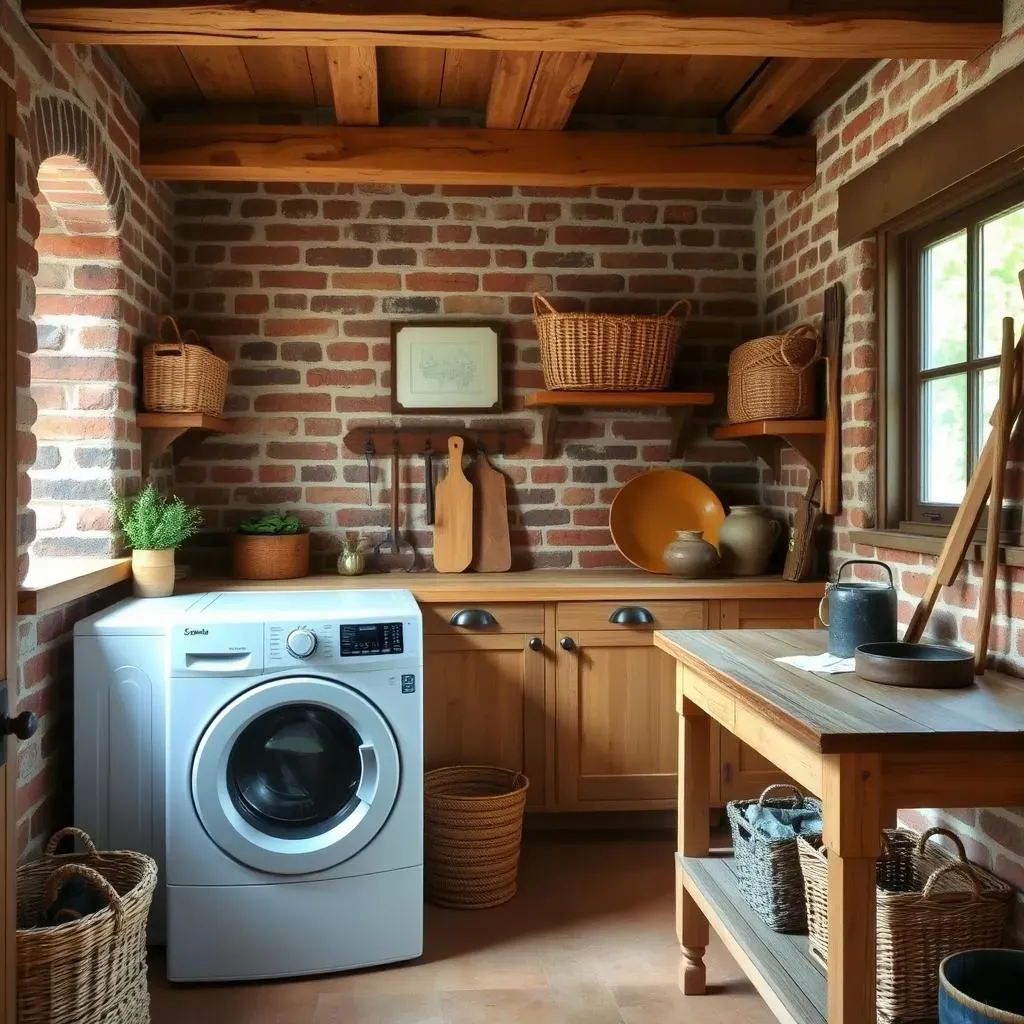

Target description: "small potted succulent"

left=337, top=531, right=366, bottom=576
left=233, top=512, right=310, bottom=580
left=113, top=483, right=203, bottom=598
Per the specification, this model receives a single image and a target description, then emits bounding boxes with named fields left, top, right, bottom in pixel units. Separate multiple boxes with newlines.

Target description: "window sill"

left=848, top=529, right=1024, bottom=568
left=17, top=557, right=132, bottom=615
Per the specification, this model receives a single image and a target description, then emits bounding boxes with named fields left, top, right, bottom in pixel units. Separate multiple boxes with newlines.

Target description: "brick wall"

left=170, top=184, right=766, bottom=572
left=3, top=0, right=175, bottom=857
left=760, top=13, right=1024, bottom=924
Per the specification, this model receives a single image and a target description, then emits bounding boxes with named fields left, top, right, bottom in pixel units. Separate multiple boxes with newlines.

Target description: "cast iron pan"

left=855, top=642, right=974, bottom=689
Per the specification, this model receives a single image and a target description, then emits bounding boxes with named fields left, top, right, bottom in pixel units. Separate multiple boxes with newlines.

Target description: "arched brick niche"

left=20, top=98, right=135, bottom=563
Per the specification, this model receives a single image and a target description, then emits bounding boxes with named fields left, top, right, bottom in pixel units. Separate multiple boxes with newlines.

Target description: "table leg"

left=677, top=675, right=710, bottom=996
left=823, top=754, right=883, bottom=1024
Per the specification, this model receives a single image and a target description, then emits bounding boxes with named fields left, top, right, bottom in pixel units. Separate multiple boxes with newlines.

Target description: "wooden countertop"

left=654, top=628, right=1024, bottom=754
left=173, top=570, right=824, bottom=603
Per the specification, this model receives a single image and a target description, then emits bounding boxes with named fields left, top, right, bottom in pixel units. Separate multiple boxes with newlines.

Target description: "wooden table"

left=653, top=628, right=1024, bottom=1024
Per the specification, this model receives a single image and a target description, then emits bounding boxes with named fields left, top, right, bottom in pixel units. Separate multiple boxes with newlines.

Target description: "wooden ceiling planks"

left=379, top=46, right=445, bottom=110
left=725, top=58, right=849, bottom=134
left=519, top=51, right=596, bottom=129
left=326, top=46, right=379, bottom=124
left=110, top=45, right=202, bottom=104
left=139, top=122, right=817, bottom=188
left=24, top=1, right=1004, bottom=59
left=180, top=45, right=256, bottom=103
left=240, top=46, right=317, bottom=106
left=484, top=52, right=540, bottom=128
left=439, top=49, right=496, bottom=110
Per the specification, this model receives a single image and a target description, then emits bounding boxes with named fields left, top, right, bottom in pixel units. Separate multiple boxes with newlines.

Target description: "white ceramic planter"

left=131, top=548, right=175, bottom=597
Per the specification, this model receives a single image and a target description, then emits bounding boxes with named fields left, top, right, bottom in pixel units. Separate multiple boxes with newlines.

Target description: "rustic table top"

left=655, top=628, right=1024, bottom=753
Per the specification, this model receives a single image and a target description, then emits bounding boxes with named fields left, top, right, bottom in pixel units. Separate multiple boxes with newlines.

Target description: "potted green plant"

left=233, top=512, right=310, bottom=580
left=113, top=484, right=203, bottom=597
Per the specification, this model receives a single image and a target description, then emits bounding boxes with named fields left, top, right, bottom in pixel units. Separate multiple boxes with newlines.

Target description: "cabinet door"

left=720, top=599, right=822, bottom=630
left=424, top=633, right=547, bottom=807
left=556, top=632, right=678, bottom=810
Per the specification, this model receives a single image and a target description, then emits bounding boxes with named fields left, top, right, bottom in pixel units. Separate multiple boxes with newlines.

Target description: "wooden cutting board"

left=471, top=452, right=511, bottom=573
left=432, top=435, right=473, bottom=573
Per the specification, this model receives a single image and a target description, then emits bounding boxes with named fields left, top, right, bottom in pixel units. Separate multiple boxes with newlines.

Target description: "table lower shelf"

left=678, top=852, right=825, bottom=1024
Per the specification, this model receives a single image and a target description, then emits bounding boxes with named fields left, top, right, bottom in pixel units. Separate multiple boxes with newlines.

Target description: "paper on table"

left=774, top=652, right=855, bottom=674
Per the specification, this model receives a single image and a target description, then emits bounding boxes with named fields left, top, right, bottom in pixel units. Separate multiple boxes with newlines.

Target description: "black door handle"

left=528, top=637, right=544, bottom=652
left=560, top=636, right=576, bottom=652
left=1, top=710, right=37, bottom=741
left=449, top=608, right=498, bottom=629
left=609, top=606, right=655, bottom=626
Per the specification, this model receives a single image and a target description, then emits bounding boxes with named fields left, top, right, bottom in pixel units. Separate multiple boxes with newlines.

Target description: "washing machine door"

left=191, top=675, right=400, bottom=875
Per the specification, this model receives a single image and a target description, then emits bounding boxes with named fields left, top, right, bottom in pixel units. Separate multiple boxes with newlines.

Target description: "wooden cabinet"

left=423, top=613, right=547, bottom=807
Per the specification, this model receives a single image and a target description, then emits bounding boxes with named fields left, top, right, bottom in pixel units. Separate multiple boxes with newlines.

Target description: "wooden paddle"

left=432, top=435, right=473, bottom=573
left=471, top=449, right=512, bottom=573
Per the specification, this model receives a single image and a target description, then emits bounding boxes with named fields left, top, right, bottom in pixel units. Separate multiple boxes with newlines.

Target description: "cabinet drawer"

left=422, top=602, right=545, bottom=635
left=556, top=600, right=707, bottom=633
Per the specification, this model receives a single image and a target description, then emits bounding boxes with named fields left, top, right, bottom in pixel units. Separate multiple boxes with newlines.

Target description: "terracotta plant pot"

left=662, top=530, right=721, bottom=578
left=232, top=532, right=310, bottom=580
left=131, top=549, right=175, bottom=597
left=718, top=506, right=782, bottom=576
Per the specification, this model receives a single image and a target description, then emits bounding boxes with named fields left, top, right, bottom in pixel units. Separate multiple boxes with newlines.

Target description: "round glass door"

left=192, top=676, right=400, bottom=875
left=227, top=704, right=362, bottom=839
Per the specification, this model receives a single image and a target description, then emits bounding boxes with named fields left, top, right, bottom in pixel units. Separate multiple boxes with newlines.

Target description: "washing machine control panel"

left=265, top=620, right=406, bottom=663
left=339, top=622, right=404, bottom=657
left=285, top=628, right=318, bottom=659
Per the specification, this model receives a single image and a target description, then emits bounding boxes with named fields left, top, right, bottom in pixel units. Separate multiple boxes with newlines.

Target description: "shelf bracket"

left=668, top=407, right=697, bottom=458
left=141, top=427, right=189, bottom=472
left=538, top=406, right=558, bottom=459
left=735, top=434, right=825, bottom=482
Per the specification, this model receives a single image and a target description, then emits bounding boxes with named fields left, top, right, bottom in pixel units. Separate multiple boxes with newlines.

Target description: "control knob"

left=286, top=628, right=318, bottom=659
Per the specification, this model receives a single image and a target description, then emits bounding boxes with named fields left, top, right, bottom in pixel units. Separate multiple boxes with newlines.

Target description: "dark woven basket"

left=726, top=784, right=821, bottom=933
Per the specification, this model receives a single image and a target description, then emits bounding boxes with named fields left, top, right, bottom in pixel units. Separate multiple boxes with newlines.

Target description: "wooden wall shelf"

left=712, top=419, right=825, bottom=481
left=524, top=391, right=715, bottom=458
left=138, top=412, right=234, bottom=472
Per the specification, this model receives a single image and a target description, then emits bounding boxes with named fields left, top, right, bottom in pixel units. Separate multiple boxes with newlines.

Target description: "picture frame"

left=390, top=321, right=503, bottom=415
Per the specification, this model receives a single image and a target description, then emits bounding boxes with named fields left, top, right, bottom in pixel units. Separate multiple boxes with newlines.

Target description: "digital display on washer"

left=339, top=622, right=404, bottom=656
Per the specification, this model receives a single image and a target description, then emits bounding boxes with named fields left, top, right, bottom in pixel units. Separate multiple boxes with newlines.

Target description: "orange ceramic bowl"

left=609, top=469, right=725, bottom=574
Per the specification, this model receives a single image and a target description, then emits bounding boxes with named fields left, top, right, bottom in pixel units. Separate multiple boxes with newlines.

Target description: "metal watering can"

left=817, top=559, right=897, bottom=658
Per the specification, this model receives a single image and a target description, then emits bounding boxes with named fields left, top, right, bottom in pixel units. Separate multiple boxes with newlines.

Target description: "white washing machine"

left=164, top=590, right=423, bottom=983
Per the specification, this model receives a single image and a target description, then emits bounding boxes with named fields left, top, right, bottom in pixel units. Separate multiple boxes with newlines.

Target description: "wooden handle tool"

left=432, top=435, right=473, bottom=573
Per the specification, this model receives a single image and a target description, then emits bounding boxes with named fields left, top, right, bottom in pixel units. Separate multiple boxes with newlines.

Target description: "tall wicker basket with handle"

left=142, top=314, right=228, bottom=416
left=532, top=294, right=690, bottom=391
left=16, top=828, right=157, bottom=1024
left=797, top=826, right=1012, bottom=1024
left=727, top=324, right=821, bottom=423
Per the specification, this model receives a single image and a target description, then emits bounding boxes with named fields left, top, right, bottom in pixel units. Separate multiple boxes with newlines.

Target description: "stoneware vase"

left=718, top=506, right=781, bottom=576
left=662, top=530, right=720, bottom=578
left=131, top=548, right=175, bottom=598
left=337, top=549, right=366, bottom=576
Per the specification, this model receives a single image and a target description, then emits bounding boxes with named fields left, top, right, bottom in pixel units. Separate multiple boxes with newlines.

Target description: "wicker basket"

left=142, top=315, right=228, bottom=416
left=16, top=828, right=157, bottom=1024
left=797, top=826, right=1013, bottom=1024
left=532, top=294, right=690, bottom=391
left=424, top=766, right=529, bottom=909
left=726, top=784, right=821, bottom=933
left=727, top=324, right=820, bottom=423
left=232, top=532, right=310, bottom=580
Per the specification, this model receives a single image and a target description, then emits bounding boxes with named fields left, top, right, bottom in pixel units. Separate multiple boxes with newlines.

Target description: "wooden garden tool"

left=432, top=435, right=473, bottom=573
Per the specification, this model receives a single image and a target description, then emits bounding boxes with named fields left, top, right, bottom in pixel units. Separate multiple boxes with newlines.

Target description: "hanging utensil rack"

left=343, top=423, right=530, bottom=458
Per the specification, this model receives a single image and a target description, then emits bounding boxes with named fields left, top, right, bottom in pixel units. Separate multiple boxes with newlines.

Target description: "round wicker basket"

left=232, top=531, right=310, bottom=580
left=424, top=766, right=529, bottom=910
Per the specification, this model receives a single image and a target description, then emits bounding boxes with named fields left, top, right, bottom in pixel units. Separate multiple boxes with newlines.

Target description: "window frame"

left=879, top=177, right=1024, bottom=537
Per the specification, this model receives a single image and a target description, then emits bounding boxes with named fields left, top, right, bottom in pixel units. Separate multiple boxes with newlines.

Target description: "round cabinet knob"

left=528, top=637, right=543, bottom=652
left=1, top=710, right=38, bottom=741
left=560, top=636, right=576, bottom=652
left=286, top=629, right=318, bottom=659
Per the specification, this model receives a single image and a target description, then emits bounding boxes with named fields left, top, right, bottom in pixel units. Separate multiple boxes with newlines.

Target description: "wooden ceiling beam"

left=485, top=50, right=595, bottom=129
left=725, top=58, right=848, bottom=134
left=139, top=122, right=816, bottom=188
left=22, top=1, right=1003, bottom=59
left=326, top=45, right=379, bottom=124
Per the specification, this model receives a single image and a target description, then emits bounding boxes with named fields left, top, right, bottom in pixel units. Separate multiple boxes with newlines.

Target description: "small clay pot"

left=131, top=549, right=175, bottom=597
left=662, top=530, right=720, bottom=578
left=718, top=506, right=782, bottom=576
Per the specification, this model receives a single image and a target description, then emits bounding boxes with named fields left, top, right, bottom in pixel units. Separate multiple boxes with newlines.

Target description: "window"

left=887, top=185, right=1024, bottom=530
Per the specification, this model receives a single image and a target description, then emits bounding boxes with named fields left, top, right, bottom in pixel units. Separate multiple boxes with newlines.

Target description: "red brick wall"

left=4, top=0, right=175, bottom=857
left=761, top=18, right=1024, bottom=921
left=171, top=184, right=766, bottom=572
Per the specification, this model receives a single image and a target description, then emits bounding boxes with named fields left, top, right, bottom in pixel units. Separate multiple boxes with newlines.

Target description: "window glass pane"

left=922, top=231, right=968, bottom=369
left=976, top=366, right=1000, bottom=462
left=981, top=201, right=1024, bottom=357
left=922, top=374, right=967, bottom=504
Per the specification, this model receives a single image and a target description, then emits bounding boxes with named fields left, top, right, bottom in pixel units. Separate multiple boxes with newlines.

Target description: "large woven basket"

left=142, top=314, right=228, bottom=416
left=532, top=294, right=690, bottom=391
left=727, top=324, right=820, bottom=423
left=726, top=784, right=821, bottom=933
left=16, top=828, right=157, bottom=1024
left=797, top=826, right=1013, bottom=1024
left=232, top=532, right=310, bottom=580
left=424, top=766, right=529, bottom=909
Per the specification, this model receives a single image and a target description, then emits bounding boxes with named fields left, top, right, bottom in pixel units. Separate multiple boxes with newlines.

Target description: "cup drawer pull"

left=449, top=608, right=497, bottom=629
left=609, top=606, right=655, bottom=626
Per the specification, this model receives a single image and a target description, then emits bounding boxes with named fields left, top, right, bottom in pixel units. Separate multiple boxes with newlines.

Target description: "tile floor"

left=149, top=834, right=773, bottom=1023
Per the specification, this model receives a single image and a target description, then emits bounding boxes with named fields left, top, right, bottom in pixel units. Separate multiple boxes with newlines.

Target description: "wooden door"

left=2, top=80, right=18, bottom=1024
left=556, top=632, right=679, bottom=809
left=424, top=632, right=547, bottom=807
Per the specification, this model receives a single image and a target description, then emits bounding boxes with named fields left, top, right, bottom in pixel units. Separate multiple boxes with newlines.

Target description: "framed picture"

left=390, top=321, right=502, bottom=415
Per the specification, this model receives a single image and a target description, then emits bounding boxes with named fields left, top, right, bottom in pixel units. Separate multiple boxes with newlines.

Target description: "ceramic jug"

left=663, top=530, right=720, bottom=578
left=717, top=506, right=781, bottom=576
